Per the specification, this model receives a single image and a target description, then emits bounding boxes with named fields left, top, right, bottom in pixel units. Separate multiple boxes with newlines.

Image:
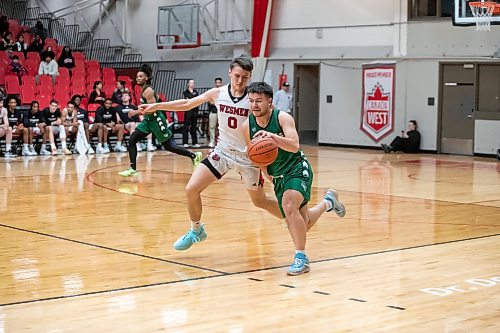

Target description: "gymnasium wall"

left=28, top=0, right=500, bottom=154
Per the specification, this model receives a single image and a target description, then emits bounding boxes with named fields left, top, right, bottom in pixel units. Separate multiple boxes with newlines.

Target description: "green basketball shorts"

left=272, top=160, right=313, bottom=218
left=136, top=112, right=172, bottom=143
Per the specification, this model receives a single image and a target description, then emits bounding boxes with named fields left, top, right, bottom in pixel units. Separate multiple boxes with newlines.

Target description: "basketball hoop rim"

left=469, top=1, right=500, bottom=14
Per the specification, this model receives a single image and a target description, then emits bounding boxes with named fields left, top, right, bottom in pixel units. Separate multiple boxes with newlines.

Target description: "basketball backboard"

left=157, top=4, right=200, bottom=49
left=453, top=0, right=500, bottom=26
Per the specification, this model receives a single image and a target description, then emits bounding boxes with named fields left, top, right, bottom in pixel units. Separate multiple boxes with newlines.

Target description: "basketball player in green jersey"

left=119, top=64, right=202, bottom=177
left=241, top=82, right=346, bottom=276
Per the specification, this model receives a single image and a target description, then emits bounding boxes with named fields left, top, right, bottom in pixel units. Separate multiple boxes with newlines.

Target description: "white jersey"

left=216, top=84, right=249, bottom=154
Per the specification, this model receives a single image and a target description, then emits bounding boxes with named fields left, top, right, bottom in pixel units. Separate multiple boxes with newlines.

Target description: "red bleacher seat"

left=54, top=90, right=70, bottom=106
left=103, top=68, right=116, bottom=85
left=37, top=94, right=52, bottom=109
left=102, top=84, right=115, bottom=99
left=55, top=75, right=70, bottom=87
left=0, top=63, right=7, bottom=86
left=58, top=67, right=70, bottom=79
left=158, top=93, right=167, bottom=102
left=5, top=75, right=21, bottom=95
left=44, top=38, right=58, bottom=51
left=134, top=85, right=142, bottom=102
left=27, top=51, right=41, bottom=63
left=8, top=20, right=20, bottom=37
left=38, top=74, right=53, bottom=87
left=87, top=103, right=100, bottom=112
left=86, top=60, right=100, bottom=70
left=71, top=84, right=86, bottom=98
left=80, top=97, right=88, bottom=109
left=73, top=52, right=86, bottom=62
left=174, top=111, right=185, bottom=123
left=25, top=58, right=39, bottom=76
left=20, top=84, right=36, bottom=105
left=21, top=75, right=36, bottom=87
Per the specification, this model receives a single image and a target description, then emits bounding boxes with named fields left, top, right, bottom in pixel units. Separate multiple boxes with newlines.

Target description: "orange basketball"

left=247, top=136, right=278, bottom=166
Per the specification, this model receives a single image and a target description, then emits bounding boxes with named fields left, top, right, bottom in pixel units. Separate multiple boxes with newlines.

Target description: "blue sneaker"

left=324, top=189, right=346, bottom=217
left=173, top=225, right=207, bottom=250
left=287, top=253, right=310, bottom=276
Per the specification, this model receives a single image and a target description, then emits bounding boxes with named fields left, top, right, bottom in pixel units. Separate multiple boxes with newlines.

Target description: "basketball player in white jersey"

left=140, top=55, right=282, bottom=250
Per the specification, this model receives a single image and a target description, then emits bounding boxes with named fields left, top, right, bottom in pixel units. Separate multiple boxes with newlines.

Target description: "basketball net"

left=469, top=1, right=497, bottom=31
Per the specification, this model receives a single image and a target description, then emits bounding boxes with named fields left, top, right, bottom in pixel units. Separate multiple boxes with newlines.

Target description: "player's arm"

left=140, top=88, right=219, bottom=114
left=128, top=107, right=141, bottom=118
left=1, top=111, right=9, bottom=129
left=241, top=119, right=273, bottom=181
left=255, top=112, right=299, bottom=153
left=60, top=108, right=67, bottom=125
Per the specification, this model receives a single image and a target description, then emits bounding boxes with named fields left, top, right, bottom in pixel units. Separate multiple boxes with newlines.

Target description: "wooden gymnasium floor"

left=0, top=146, right=499, bottom=332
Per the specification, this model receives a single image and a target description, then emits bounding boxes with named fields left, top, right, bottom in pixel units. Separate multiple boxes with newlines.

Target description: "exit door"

left=440, top=64, right=475, bottom=155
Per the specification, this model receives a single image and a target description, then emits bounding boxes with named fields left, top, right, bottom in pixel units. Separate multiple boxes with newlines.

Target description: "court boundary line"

left=0, top=223, right=227, bottom=275
left=1, top=231, right=498, bottom=308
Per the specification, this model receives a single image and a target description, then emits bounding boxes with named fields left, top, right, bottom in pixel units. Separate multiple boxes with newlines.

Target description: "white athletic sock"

left=6, top=144, right=11, bottom=151
left=147, top=138, right=153, bottom=146
left=323, top=198, right=333, bottom=211
left=23, top=144, right=28, bottom=149
left=50, top=143, right=57, bottom=150
left=29, top=144, right=34, bottom=149
left=117, top=141, right=122, bottom=146
left=61, top=140, right=67, bottom=149
left=295, top=250, right=306, bottom=256
left=97, top=143, right=102, bottom=148
left=191, top=221, right=201, bottom=230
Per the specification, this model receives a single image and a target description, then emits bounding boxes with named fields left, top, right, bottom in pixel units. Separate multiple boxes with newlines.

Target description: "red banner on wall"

left=360, top=64, right=395, bottom=142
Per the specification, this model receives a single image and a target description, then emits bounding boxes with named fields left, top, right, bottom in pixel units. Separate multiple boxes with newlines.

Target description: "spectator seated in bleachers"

left=71, top=95, right=94, bottom=154
left=6, top=54, right=27, bottom=79
left=111, top=80, right=127, bottom=104
left=95, top=98, right=126, bottom=153
left=61, top=100, right=79, bottom=150
left=27, top=34, right=43, bottom=54
left=5, top=96, right=23, bottom=157
left=22, top=100, right=45, bottom=156
left=14, top=34, right=28, bottom=56
left=0, top=96, right=16, bottom=158
left=40, top=99, right=71, bottom=155
left=0, top=15, right=9, bottom=36
left=57, top=46, right=75, bottom=71
left=31, top=20, right=48, bottom=40
left=0, top=31, right=15, bottom=51
left=38, top=50, right=58, bottom=83
left=89, top=81, right=105, bottom=105
left=115, top=91, right=147, bottom=151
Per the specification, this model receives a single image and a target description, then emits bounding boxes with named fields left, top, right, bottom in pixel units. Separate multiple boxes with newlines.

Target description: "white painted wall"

left=318, top=60, right=439, bottom=150
left=474, top=120, right=500, bottom=154
left=25, top=0, right=500, bottom=155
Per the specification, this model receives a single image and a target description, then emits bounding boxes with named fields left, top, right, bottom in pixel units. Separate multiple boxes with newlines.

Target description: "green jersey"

left=136, top=84, right=172, bottom=142
left=249, top=109, right=304, bottom=177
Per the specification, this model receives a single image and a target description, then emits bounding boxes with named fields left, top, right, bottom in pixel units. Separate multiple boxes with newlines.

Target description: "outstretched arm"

left=140, top=88, right=219, bottom=114
left=255, top=112, right=299, bottom=153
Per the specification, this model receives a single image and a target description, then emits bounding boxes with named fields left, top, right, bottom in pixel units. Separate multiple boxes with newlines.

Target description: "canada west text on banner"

left=360, top=64, right=395, bottom=142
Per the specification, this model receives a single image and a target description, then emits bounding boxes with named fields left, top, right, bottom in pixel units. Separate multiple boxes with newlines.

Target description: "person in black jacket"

left=57, top=46, right=75, bottom=70
left=94, top=98, right=126, bottom=153
left=182, top=79, right=200, bottom=147
left=382, top=120, right=421, bottom=153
